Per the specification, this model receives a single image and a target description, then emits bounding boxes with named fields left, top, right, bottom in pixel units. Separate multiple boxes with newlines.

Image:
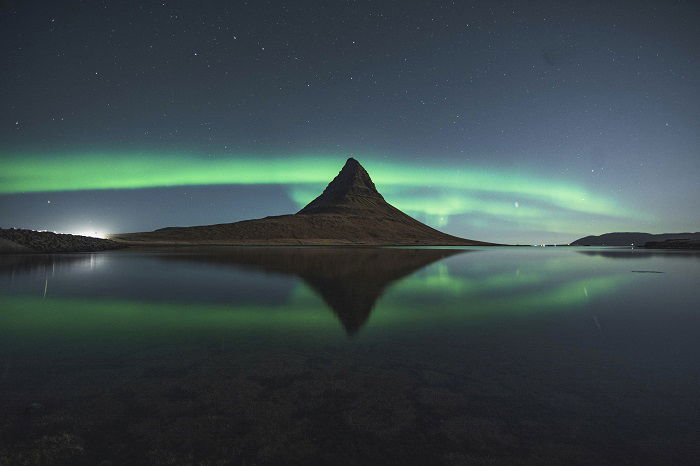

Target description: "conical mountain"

left=112, top=158, right=492, bottom=246
left=298, top=157, right=386, bottom=215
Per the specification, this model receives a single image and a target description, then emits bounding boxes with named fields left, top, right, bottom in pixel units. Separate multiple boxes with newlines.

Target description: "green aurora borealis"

left=0, top=152, right=650, bottom=242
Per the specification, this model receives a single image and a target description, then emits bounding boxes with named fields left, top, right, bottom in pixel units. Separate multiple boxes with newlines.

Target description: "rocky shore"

left=0, top=228, right=126, bottom=253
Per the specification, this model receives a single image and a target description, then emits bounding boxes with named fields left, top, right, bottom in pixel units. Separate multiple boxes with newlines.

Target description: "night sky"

left=1, top=0, right=698, bottom=244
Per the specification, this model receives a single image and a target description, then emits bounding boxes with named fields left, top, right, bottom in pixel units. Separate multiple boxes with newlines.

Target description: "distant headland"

left=570, top=232, right=700, bottom=248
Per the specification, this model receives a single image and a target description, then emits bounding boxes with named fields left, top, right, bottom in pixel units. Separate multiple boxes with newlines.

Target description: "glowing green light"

left=0, top=272, right=627, bottom=339
left=391, top=263, right=545, bottom=296
left=0, top=293, right=343, bottom=340
left=0, top=152, right=642, bottom=231
left=0, top=153, right=343, bottom=192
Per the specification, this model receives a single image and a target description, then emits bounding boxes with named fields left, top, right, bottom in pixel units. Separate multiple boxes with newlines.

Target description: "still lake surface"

left=1, top=246, right=699, bottom=465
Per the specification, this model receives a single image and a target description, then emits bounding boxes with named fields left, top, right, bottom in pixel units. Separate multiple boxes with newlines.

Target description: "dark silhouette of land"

left=111, top=158, right=491, bottom=246
left=644, top=239, right=700, bottom=249
left=0, top=228, right=124, bottom=254
left=571, top=231, right=700, bottom=247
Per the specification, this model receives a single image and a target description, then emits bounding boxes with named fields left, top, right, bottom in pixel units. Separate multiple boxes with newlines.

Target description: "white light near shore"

left=76, top=230, right=107, bottom=239
left=63, top=228, right=108, bottom=239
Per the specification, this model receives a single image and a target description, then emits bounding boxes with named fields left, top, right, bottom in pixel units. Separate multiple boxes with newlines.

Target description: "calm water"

left=1, top=246, right=699, bottom=465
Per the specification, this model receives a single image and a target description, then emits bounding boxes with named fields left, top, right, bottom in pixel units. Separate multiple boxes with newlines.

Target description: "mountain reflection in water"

left=0, top=246, right=631, bottom=336
left=152, top=247, right=465, bottom=334
left=0, top=247, right=465, bottom=335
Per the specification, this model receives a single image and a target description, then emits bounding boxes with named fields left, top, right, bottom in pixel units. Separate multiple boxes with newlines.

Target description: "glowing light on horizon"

left=69, top=229, right=107, bottom=239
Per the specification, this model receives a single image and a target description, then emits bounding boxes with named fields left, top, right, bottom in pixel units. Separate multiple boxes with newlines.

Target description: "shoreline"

left=0, top=228, right=126, bottom=254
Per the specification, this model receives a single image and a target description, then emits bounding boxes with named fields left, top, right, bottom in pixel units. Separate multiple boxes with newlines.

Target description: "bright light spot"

left=514, top=201, right=519, bottom=208
left=67, top=229, right=107, bottom=239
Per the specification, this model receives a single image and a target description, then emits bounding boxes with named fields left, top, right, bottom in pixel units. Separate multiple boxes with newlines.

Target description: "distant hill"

left=112, top=158, right=492, bottom=246
left=570, top=232, right=700, bottom=246
left=644, top=239, right=700, bottom=249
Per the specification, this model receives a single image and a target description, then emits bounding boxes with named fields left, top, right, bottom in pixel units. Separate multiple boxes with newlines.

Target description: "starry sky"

left=1, top=0, right=698, bottom=244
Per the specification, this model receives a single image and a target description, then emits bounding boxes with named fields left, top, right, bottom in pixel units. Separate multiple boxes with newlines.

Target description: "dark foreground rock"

left=0, top=228, right=126, bottom=253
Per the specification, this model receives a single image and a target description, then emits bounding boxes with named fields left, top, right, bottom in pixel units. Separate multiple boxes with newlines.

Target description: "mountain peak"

left=298, top=158, right=385, bottom=214
left=340, top=157, right=365, bottom=175
left=336, top=157, right=378, bottom=191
